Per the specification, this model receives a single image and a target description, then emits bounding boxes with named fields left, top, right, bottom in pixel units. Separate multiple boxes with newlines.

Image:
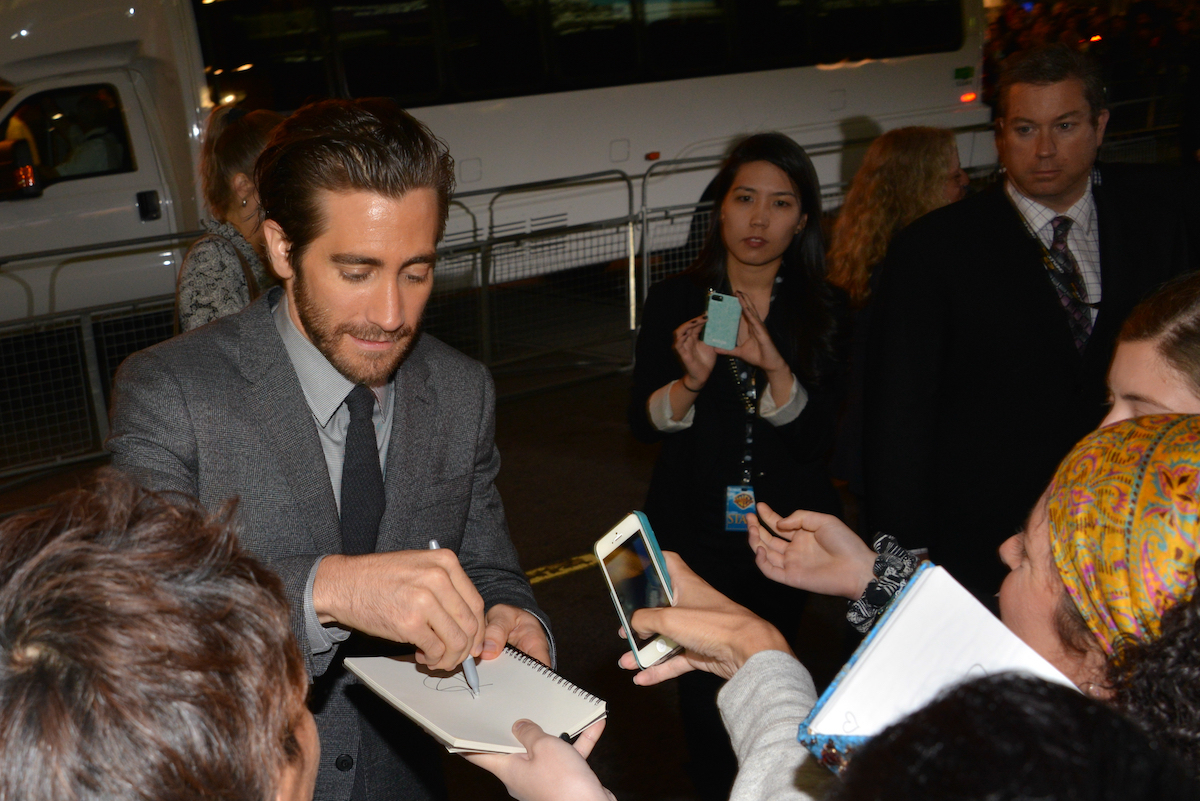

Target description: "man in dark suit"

left=864, top=45, right=1195, bottom=600
left=107, top=99, right=551, bottom=801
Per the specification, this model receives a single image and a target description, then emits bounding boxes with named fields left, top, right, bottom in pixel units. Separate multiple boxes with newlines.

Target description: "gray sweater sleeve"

left=718, top=650, right=835, bottom=801
left=177, top=235, right=251, bottom=331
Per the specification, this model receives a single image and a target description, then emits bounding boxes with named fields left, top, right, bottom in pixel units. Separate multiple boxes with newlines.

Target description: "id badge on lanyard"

left=726, top=485, right=755, bottom=532
left=725, top=354, right=759, bottom=532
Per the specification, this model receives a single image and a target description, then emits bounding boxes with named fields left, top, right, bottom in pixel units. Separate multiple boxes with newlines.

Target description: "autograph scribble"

left=422, top=675, right=494, bottom=693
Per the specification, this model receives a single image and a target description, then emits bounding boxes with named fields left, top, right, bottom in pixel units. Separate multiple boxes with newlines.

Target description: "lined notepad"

left=800, top=563, right=1076, bottom=770
left=346, top=647, right=607, bottom=754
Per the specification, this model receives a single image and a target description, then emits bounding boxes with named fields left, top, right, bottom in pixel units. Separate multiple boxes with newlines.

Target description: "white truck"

left=0, top=0, right=206, bottom=323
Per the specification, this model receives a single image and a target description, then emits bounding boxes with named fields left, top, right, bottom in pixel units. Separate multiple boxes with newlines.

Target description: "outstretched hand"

left=748, top=503, right=875, bottom=600
left=464, top=719, right=614, bottom=801
left=616, top=552, right=791, bottom=686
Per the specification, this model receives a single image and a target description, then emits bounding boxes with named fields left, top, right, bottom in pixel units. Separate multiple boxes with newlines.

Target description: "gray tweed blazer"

left=107, top=287, right=550, bottom=800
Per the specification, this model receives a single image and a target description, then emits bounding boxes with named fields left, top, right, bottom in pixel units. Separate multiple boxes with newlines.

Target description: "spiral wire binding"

left=503, top=645, right=603, bottom=704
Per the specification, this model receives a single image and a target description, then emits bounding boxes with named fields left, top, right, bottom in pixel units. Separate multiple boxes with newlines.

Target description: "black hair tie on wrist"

left=846, top=534, right=918, bottom=633
left=681, top=379, right=702, bottom=393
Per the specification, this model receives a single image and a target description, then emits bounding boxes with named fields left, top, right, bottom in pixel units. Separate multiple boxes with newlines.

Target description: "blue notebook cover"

left=796, top=561, right=1074, bottom=774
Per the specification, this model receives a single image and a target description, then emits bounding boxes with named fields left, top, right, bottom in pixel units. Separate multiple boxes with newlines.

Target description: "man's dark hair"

left=255, top=97, right=455, bottom=271
left=997, top=44, right=1107, bottom=122
left=0, top=471, right=309, bottom=801
left=831, top=674, right=1200, bottom=801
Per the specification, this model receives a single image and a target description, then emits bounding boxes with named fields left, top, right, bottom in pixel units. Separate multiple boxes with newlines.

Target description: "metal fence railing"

left=1, top=295, right=176, bottom=478
left=1, top=173, right=640, bottom=479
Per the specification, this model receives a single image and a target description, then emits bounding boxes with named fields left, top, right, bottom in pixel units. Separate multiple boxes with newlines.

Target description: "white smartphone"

left=594, top=512, right=682, bottom=669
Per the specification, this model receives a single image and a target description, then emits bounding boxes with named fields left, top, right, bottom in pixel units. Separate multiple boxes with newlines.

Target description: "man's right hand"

left=312, top=549, right=485, bottom=671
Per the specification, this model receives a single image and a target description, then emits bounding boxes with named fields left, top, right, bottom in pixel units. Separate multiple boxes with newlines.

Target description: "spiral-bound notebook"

left=345, top=648, right=607, bottom=754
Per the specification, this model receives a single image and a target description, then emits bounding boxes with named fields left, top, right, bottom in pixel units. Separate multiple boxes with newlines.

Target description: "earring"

left=242, top=199, right=247, bottom=208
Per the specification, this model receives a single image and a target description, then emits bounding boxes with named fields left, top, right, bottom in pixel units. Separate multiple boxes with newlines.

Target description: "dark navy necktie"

left=340, top=384, right=384, bottom=555
left=1047, top=215, right=1093, bottom=353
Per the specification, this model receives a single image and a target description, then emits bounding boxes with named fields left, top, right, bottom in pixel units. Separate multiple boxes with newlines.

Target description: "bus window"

left=443, top=0, right=545, bottom=100
left=811, top=0, right=963, bottom=63
left=334, top=1, right=442, bottom=105
left=3, top=84, right=135, bottom=186
left=643, top=0, right=728, bottom=80
left=192, top=0, right=335, bottom=110
left=548, top=0, right=637, bottom=90
left=192, top=0, right=968, bottom=111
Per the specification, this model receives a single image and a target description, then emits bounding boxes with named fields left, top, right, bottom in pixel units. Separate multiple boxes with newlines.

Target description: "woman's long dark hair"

left=686, top=132, right=837, bottom=385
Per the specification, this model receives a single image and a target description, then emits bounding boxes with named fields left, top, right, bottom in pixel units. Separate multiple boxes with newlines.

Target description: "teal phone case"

left=632, top=511, right=672, bottom=598
left=702, top=292, right=741, bottom=350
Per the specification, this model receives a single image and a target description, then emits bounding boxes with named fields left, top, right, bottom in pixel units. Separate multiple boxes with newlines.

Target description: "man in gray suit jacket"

left=107, top=99, right=552, bottom=801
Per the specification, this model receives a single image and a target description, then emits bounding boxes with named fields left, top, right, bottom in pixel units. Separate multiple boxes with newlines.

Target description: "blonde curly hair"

left=827, top=127, right=959, bottom=306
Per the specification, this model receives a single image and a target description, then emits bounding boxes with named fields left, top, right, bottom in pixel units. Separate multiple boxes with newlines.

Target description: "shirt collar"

left=273, top=293, right=392, bottom=427
left=1006, top=172, right=1097, bottom=237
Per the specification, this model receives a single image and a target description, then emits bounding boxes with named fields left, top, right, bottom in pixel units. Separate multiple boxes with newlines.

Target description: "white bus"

left=197, top=0, right=996, bottom=243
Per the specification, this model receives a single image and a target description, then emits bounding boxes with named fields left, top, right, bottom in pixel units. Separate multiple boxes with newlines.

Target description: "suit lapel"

left=991, top=185, right=1087, bottom=366
left=377, top=336, right=436, bottom=552
left=238, top=290, right=342, bottom=556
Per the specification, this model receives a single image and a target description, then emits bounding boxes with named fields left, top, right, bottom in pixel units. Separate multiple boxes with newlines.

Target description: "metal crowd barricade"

left=2, top=171, right=644, bottom=479
left=1, top=293, right=179, bottom=479
left=1, top=230, right=201, bottom=479
left=422, top=170, right=639, bottom=370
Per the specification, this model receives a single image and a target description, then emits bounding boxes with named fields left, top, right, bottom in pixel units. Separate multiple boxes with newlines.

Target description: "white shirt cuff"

left=759, top=375, right=808, bottom=426
left=305, top=555, right=351, bottom=653
left=648, top=381, right=696, bottom=432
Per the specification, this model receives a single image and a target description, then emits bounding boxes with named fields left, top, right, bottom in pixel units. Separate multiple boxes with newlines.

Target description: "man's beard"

left=293, top=271, right=422, bottom=387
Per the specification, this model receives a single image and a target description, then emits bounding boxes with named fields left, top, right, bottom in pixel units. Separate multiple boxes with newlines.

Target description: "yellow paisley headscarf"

left=1048, top=414, right=1200, bottom=655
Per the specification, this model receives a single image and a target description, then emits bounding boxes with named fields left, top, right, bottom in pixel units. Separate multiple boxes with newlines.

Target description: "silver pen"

left=428, top=538, right=481, bottom=697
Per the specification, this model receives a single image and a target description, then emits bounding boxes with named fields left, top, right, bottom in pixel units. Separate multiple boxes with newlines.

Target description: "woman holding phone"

left=628, top=132, right=842, bottom=799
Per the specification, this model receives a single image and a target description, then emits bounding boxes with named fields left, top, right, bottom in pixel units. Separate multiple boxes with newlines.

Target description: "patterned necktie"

left=340, top=384, right=384, bottom=555
left=1047, top=215, right=1093, bottom=353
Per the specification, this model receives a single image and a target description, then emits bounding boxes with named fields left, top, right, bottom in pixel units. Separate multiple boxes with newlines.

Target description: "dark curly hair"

left=832, top=674, right=1200, bottom=801
left=1106, top=558, right=1200, bottom=774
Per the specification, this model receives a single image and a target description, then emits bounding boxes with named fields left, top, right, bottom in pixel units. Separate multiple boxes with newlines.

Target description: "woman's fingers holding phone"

left=659, top=551, right=729, bottom=610
left=627, top=597, right=791, bottom=682
left=726, top=291, right=787, bottom=373
left=673, top=316, right=716, bottom=383
left=629, top=652, right=696, bottom=685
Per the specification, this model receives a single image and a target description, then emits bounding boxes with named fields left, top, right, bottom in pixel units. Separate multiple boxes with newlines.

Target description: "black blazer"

left=629, top=273, right=843, bottom=563
left=864, top=164, right=1196, bottom=597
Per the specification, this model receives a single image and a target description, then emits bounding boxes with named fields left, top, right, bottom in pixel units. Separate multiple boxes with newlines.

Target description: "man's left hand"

left=484, top=604, right=551, bottom=665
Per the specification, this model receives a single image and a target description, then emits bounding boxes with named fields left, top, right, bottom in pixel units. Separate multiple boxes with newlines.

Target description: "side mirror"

left=0, top=138, right=43, bottom=199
